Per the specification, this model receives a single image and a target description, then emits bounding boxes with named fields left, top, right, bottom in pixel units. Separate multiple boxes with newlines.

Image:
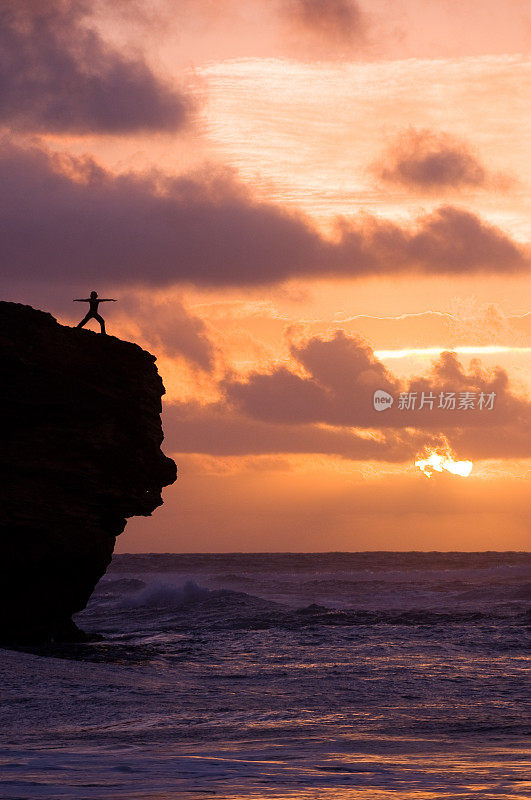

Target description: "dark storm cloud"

left=223, top=332, right=531, bottom=458
left=0, top=0, right=189, bottom=134
left=284, top=0, right=364, bottom=41
left=374, top=128, right=490, bottom=191
left=1, top=141, right=528, bottom=287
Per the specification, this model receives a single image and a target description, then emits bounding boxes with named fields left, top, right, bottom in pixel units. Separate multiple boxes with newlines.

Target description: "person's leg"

left=95, top=313, right=106, bottom=334
left=76, top=313, right=92, bottom=328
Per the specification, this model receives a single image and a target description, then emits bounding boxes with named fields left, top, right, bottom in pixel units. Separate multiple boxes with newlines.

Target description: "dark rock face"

left=0, top=302, right=177, bottom=642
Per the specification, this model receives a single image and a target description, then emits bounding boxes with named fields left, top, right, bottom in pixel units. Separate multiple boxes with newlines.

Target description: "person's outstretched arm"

left=73, top=298, right=90, bottom=302
left=99, top=298, right=117, bottom=302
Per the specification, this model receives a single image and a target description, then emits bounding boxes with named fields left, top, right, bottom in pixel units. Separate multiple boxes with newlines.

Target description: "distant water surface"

left=1, top=552, right=529, bottom=799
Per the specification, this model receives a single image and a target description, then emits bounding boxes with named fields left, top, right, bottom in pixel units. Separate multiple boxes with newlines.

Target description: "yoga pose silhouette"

left=74, top=291, right=116, bottom=334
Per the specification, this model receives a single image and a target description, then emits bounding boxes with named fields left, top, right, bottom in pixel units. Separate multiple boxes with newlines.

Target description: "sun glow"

left=415, top=444, right=473, bottom=478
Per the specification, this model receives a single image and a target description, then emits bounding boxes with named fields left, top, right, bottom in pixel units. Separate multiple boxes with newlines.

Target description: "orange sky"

left=1, top=0, right=529, bottom=550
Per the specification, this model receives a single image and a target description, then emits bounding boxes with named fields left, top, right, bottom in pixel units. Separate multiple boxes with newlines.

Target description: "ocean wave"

left=112, top=579, right=529, bottom=633
left=124, top=579, right=275, bottom=613
left=127, top=579, right=213, bottom=608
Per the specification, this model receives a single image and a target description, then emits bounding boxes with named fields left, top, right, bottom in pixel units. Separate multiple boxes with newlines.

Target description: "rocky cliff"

left=0, top=302, right=177, bottom=642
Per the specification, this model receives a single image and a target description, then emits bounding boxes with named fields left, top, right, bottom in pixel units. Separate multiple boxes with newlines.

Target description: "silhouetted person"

left=74, top=291, right=116, bottom=334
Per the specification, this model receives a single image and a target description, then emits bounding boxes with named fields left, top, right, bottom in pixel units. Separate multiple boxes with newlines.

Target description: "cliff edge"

left=0, top=302, right=177, bottom=642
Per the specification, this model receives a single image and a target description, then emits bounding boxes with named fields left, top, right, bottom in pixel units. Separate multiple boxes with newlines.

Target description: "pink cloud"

left=374, top=128, right=489, bottom=191
left=0, top=0, right=190, bottom=134
left=222, top=331, right=531, bottom=458
left=2, top=141, right=528, bottom=288
left=283, top=0, right=365, bottom=42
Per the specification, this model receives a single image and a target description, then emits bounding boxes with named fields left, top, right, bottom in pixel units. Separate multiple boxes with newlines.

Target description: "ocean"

left=1, top=552, right=529, bottom=799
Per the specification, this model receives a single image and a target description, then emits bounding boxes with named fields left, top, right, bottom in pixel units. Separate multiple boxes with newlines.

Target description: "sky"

left=1, top=0, right=529, bottom=551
